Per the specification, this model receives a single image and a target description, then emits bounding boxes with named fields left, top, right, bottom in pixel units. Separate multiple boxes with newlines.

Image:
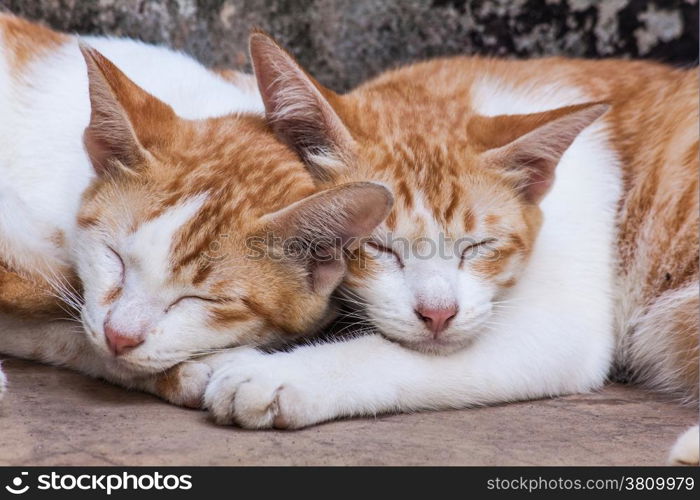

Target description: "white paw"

left=152, top=349, right=263, bottom=408
left=204, top=348, right=321, bottom=429
left=669, top=425, right=699, bottom=466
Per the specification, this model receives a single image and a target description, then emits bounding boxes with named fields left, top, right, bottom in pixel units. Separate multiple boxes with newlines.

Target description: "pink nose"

left=104, top=322, right=145, bottom=356
left=415, top=304, right=458, bottom=337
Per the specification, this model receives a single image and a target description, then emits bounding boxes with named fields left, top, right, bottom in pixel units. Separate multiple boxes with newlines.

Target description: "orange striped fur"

left=250, top=33, right=698, bottom=402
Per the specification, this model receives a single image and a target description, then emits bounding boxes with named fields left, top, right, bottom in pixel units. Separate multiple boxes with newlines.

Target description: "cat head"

left=74, top=45, right=392, bottom=374
left=249, top=33, right=607, bottom=354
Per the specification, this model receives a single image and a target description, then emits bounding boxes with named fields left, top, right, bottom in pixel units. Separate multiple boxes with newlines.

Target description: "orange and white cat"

left=205, top=33, right=698, bottom=464
left=0, top=16, right=391, bottom=406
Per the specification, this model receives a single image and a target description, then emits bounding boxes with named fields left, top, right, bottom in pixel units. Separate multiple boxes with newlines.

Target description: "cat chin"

left=374, top=316, right=489, bottom=356
left=100, top=351, right=184, bottom=377
left=389, top=335, right=474, bottom=356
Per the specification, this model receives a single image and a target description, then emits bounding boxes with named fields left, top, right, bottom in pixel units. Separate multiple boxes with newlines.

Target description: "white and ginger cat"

left=0, top=16, right=391, bottom=406
left=204, top=33, right=699, bottom=464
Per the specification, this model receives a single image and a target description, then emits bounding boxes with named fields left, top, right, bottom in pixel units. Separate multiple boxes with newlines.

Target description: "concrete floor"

left=0, top=357, right=696, bottom=466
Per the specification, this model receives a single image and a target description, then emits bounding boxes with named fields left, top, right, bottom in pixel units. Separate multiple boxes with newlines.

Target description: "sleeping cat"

left=0, top=16, right=392, bottom=406
left=204, top=33, right=699, bottom=464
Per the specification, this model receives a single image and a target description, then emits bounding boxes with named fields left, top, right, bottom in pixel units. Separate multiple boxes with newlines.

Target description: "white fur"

left=351, top=80, right=620, bottom=355
left=669, top=426, right=700, bottom=465
left=76, top=195, right=215, bottom=371
left=205, top=76, right=624, bottom=428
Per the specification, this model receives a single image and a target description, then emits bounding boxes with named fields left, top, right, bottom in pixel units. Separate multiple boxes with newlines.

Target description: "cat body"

left=205, top=34, right=698, bottom=463
left=0, top=16, right=392, bottom=405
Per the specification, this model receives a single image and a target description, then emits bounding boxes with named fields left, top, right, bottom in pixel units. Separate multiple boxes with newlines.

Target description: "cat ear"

left=474, top=102, right=609, bottom=203
left=79, top=43, right=176, bottom=177
left=249, top=31, right=353, bottom=182
left=262, top=182, right=393, bottom=294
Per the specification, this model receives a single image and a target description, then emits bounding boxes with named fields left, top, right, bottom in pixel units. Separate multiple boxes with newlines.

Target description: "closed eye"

left=106, top=245, right=125, bottom=282
left=166, top=295, right=234, bottom=313
left=366, top=241, right=404, bottom=268
left=461, top=238, right=497, bottom=260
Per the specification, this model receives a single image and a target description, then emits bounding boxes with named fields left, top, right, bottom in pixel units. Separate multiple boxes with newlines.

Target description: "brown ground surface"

left=0, top=357, right=695, bottom=466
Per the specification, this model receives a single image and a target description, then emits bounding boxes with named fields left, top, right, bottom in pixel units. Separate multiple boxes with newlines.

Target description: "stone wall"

left=1, top=0, right=697, bottom=90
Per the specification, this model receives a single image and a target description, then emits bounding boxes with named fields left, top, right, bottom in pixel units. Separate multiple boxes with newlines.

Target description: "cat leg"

left=0, top=314, right=100, bottom=375
left=0, top=313, right=238, bottom=408
left=0, top=264, right=70, bottom=317
left=132, top=351, right=254, bottom=408
left=624, top=284, right=699, bottom=404
left=205, top=323, right=612, bottom=428
left=623, top=285, right=700, bottom=466
left=669, top=425, right=699, bottom=466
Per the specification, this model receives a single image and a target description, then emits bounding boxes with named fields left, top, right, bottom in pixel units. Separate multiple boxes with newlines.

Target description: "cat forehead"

left=148, top=116, right=315, bottom=210
left=124, top=194, right=207, bottom=279
left=336, top=93, right=530, bottom=234
left=339, top=137, right=519, bottom=235
left=119, top=116, right=315, bottom=268
left=377, top=182, right=525, bottom=240
left=116, top=193, right=257, bottom=288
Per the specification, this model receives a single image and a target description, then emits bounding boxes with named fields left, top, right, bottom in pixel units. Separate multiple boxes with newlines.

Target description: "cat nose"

left=414, top=304, right=458, bottom=337
left=104, top=322, right=145, bottom=356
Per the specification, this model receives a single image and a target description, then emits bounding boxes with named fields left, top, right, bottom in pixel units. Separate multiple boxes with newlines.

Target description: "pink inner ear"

left=249, top=32, right=353, bottom=181
left=479, top=102, right=609, bottom=204
left=83, top=129, right=112, bottom=175
left=80, top=44, right=177, bottom=178
left=521, top=158, right=555, bottom=203
left=83, top=125, right=138, bottom=176
left=310, top=258, right=346, bottom=295
left=261, top=182, right=392, bottom=295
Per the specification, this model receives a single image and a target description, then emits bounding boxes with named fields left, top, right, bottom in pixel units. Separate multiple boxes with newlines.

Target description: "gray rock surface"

left=1, top=0, right=697, bottom=91
left=1, top=358, right=697, bottom=465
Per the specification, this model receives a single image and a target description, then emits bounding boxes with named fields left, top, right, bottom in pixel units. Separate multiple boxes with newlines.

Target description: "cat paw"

left=668, top=426, right=699, bottom=466
left=149, top=350, right=255, bottom=409
left=204, top=349, right=319, bottom=429
left=153, top=361, right=213, bottom=409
